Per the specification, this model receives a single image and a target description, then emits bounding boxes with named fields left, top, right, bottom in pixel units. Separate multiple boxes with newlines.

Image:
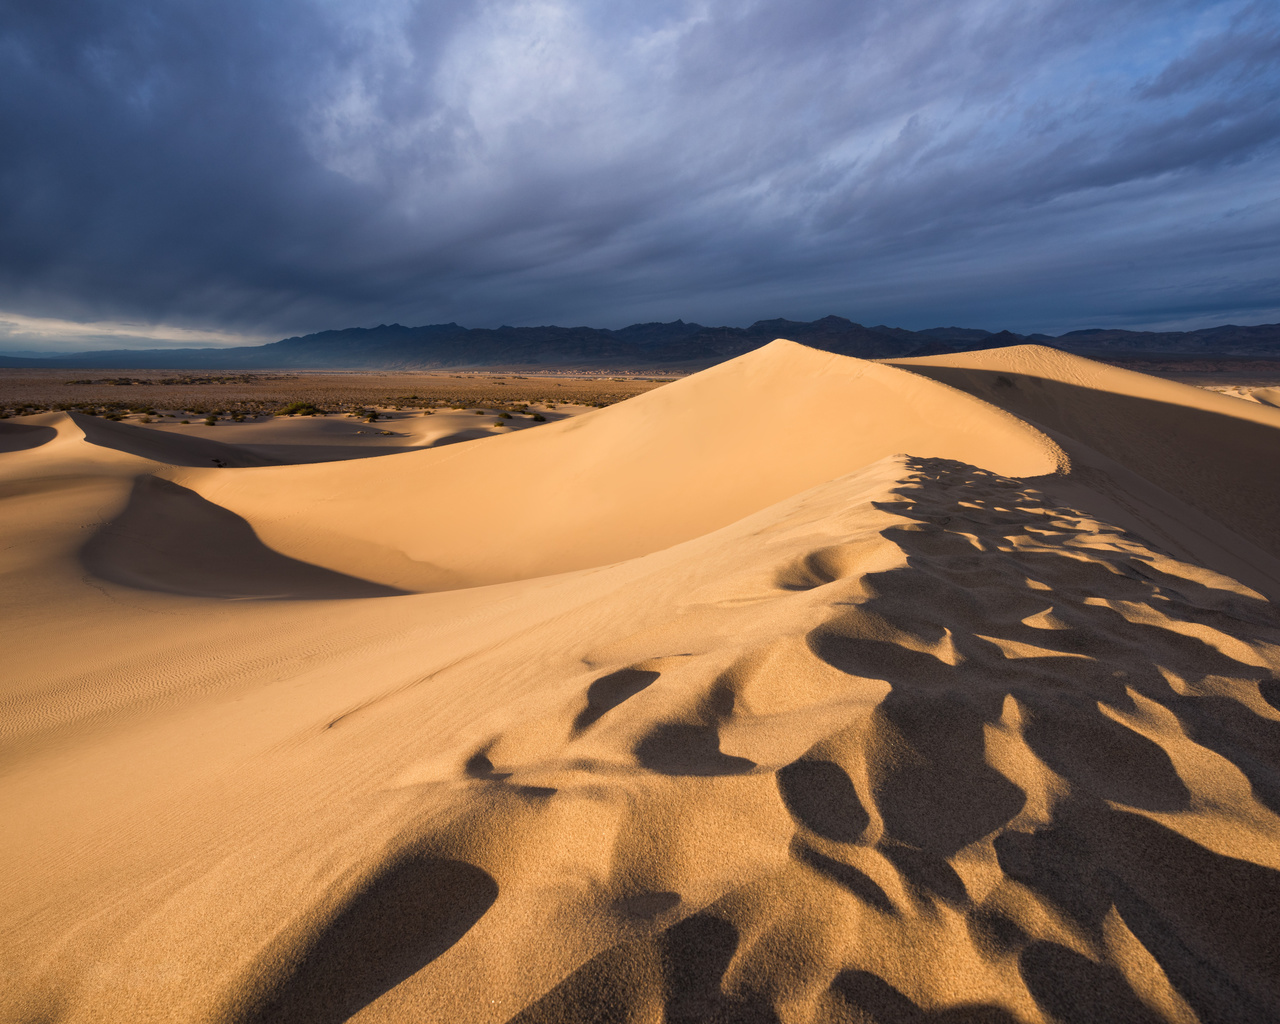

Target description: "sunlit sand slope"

left=181, top=340, right=1061, bottom=590
left=1, top=342, right=1279, bottom=1024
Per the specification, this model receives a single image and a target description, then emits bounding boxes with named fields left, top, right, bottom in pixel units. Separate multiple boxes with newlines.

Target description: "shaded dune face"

left=413, top=459, right=1280, bottom=1024
left=0, top=419, right=58, bottom=453
left=74, top=412, right=285, bottom=468
left=81, top=475, right=410, bottom=599
left=889, top=349, right=1280, bottom=560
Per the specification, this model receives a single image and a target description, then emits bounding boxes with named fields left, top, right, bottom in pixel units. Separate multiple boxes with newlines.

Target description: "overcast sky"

left=2, top=0, right=1278, bottom=350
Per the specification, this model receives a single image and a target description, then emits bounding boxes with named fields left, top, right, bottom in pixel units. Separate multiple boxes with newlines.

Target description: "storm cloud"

left=1, top=0, right=1278, bottom=346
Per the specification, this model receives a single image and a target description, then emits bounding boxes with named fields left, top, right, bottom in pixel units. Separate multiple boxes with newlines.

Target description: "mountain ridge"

left=2, top=315, right=1277, bottom=369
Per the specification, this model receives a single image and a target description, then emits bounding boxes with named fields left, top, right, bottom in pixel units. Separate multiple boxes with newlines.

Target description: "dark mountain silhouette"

left=1, top=316, right=1277, bottom=370
left=1054, top=323, right=1280, bottom=354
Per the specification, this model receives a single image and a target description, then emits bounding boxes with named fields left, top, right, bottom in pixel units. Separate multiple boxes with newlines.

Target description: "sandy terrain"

left=127, top=404, right=595, bottom=465
left=1096, top=357, right=1280, bottom=390
left=1203, top=385, right=1280, bottom=409
left=2, top=341, right=1278, bottom=1023
left=0, top=369, right=672, bottom=421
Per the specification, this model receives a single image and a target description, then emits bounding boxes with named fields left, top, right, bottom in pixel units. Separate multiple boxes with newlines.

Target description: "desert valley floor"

left=2, top=341, right=1280, bottom=1023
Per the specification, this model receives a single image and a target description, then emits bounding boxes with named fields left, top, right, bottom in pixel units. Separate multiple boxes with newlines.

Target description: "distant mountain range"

left=2, top=316, right=1278, bottom=370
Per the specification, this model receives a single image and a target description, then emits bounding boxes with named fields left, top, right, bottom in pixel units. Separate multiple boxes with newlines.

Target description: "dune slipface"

left=1, top=341, right=1278, bottom=1024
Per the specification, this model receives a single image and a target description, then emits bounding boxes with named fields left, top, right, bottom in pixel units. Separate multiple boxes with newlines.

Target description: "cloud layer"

left=2, top=0, right=1278, bottom=345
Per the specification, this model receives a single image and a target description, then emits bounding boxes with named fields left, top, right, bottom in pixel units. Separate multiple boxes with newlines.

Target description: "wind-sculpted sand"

left=1, top=342, right=1278, bottom=1023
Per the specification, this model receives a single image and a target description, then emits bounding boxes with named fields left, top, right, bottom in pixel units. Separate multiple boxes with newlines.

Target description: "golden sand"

left=2, top=341, right=1278, bottom=1022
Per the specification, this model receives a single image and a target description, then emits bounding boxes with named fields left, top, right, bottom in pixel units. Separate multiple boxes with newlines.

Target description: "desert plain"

left=2, top=340, right=1280, bottom=1023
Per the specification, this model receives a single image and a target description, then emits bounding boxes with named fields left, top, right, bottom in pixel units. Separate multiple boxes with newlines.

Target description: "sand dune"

left=1248, top=386, right=1280, bottom=409
left=82, top=475, right=411, bottom=599
left=181, top=341, right=1062, bottom=590
left=2, top=341, right=1279, bottom=1023
left=138, top=405, right=590, bottom=464
left=890, top=346, right=1280, bottom=563
left=1206, top=385, right=1280, bottom=409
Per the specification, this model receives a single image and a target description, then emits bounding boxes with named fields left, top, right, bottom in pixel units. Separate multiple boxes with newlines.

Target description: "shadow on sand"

left=81, top=475, right=411, bottom=599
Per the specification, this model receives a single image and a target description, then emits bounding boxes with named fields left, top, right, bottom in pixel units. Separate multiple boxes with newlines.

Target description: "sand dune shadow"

left=830, top=969, right=1019, bottom=1023
left=81, top=475, right=411, bottom=599
left=427, top=428, right=498, bottom=448
left=0, top=420, right=57, bottom=453
left=510, top=912, right=780, bottom=1023
left=247, top=856, right=498, bottom=1024
left=635, top=723, right=756, bottom=776
left=573, top=668, right=660, bottom=733
left=777, top=758, right=868, bottom=842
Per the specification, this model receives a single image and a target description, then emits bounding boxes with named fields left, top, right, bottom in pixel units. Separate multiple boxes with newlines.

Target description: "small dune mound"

left=0, top=419, right=58, bottom=454
left=81, top=475, right=409, bottom=599
left=1250, top=385, right=1280, bottom=409
left=73, top=411, right=284, bottom=468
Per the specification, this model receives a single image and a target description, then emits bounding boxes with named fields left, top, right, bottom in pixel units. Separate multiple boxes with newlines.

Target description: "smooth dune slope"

left=75, top=411, right=287, bottom=467
left=2, top=341, right=1279, bottom=1024
left=180, top=340, right=1061, bottom=590
left=1252, top=386, right=1280, bottom=409
left=890, top=345, right=1280, bottom=560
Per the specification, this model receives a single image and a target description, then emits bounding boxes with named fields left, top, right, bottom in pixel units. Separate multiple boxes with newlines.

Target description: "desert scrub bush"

left=204, top=416, right=217, bottom=426
left=498, top=412, right=512, bottom=419
left=276, top=401, right=322, bottom=417
left=531, top=413, right=546, bottom=422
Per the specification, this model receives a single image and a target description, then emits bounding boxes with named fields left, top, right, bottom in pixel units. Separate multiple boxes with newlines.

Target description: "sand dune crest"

left=891, top=345, right=1280, bottom=560
left=182, top=340, right=1064, bottom=590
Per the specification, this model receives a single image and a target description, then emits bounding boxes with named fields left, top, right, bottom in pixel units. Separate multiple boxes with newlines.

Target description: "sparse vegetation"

left=0, top=371, right=673, bottom=422
left=275, top=401, right=323, bottom=416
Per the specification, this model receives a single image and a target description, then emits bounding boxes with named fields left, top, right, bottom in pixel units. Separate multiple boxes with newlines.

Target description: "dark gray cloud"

left=1, top=0, right=1277, bottom=347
